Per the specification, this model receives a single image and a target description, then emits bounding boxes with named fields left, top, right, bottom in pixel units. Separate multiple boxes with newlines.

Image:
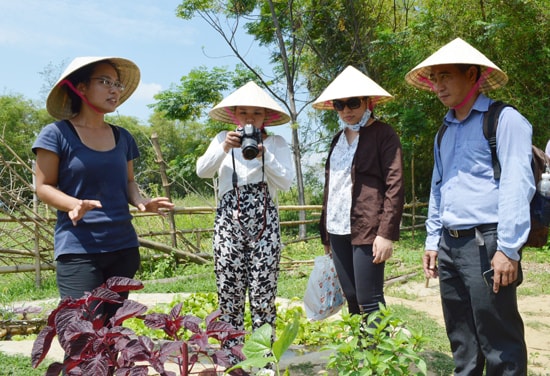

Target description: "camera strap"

left=231, top=149, right=268, bottom=243
left=230, top=149, right=265, bottom=188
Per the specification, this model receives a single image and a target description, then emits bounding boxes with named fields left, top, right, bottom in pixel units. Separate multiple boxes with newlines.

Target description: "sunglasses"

left=332, top=97, right=363, bottom=111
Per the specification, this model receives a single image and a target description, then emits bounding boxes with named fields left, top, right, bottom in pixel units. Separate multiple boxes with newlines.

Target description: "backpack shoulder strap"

left=435, top=123, right=448, bottom=185
left=531, top=146, right=550, bottom=186
left=436, top=122, right=448, bottom=150
left=482, top=100, right=513, bottom=180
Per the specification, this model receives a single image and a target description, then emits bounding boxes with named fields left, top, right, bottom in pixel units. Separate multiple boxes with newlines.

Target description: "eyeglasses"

left=91, top=77, right=125, bottom=91
left=332, top=97, right=363, bottom=111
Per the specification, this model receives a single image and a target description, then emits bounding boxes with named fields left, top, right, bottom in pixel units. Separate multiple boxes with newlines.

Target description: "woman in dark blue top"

left=32, top=56, right=174, bottom=319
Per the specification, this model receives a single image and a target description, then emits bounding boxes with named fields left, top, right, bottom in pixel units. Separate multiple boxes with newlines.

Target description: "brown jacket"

left=320, top=120, right=404, bottom=245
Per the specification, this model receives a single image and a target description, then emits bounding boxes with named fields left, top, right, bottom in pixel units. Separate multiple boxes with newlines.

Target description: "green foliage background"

left=0, top=0, right=548, bottom=204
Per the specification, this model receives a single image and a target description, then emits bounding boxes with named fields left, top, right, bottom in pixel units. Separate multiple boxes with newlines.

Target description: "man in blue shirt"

left=405, top=38, right=532, bottom=375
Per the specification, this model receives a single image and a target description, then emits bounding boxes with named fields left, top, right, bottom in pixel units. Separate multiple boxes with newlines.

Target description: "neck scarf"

left=339, top=108, right=372, bottom=131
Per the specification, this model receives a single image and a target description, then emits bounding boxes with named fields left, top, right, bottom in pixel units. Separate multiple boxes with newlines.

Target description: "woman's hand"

left=223, top=131, right=242, bottom=153
left=372, top=235, right=393, bottom=264
left=255, top=143, right=265, bottom=159
left=135, top=197, right=175, bottom=216
left=69, top=199, right=102, bottom=226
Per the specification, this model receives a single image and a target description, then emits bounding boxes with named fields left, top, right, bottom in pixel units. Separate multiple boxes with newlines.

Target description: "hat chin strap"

left=59, top=79, right=103, bottom=115
left=418, top=67, right=494, bottom=110
left=451, top=67, right=494, bottom=110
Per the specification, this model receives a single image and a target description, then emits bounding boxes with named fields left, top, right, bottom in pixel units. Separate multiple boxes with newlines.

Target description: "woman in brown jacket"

left=313, top=66, right=404, bottom=319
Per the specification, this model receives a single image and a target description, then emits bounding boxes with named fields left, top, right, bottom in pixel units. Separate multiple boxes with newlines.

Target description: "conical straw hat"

left=208, top=81, right=290, bottom=126
left=405, top=38, right=508, bottom=92
left=46, top=56, right=140, bottom=120
left=312, top=66, right=393, bottom=110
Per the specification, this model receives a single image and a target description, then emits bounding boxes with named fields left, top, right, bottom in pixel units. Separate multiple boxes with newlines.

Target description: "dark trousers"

left=328, top=234, right=385, bottom=315
left=439, top=228, right=527, bottom=376
left=56, top=247, right=140, bottom=320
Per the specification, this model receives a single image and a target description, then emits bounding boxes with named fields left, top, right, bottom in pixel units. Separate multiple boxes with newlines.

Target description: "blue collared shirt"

left=425, top=94, right=535, bottom=260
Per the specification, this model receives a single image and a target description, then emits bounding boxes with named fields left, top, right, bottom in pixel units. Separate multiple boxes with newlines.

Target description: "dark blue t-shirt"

left=32, top=120, right=140, bottom=259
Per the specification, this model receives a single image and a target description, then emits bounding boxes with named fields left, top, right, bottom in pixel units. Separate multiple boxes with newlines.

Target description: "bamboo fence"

left=0, top=137, right=427, bottom=287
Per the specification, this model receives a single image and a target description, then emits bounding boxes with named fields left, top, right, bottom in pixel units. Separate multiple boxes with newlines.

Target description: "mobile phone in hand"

left=483, top=268, right=494, bottom=287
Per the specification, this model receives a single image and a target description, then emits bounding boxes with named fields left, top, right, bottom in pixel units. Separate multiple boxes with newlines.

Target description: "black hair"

left=455, top=64, right=481, bottom=82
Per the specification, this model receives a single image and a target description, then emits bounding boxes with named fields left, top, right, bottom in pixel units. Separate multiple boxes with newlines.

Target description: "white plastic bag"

left=303, top=254, right=345, bottom=321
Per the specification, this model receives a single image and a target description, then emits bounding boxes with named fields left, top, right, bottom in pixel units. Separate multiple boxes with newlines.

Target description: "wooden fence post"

left=151, top=133, right=177, bottom=248
left=32, top=160, right=41, bottom=288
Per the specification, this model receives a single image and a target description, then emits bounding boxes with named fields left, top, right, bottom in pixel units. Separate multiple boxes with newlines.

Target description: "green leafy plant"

left=274, top=305, right=338, bottom=349
left=228, top=311, right=301, bottom=376
left=140, top=256, right=178, bottom=280
left=324, top=304, right=427, bottom=375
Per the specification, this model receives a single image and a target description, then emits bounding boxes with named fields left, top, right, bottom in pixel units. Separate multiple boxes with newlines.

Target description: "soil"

left=385, top=277, right=550, bottom=376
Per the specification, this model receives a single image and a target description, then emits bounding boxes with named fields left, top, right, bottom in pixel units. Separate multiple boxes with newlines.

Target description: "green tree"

left=151, top=65, right=259, bottom=197
left=0, top=94, right=51, bottom=163
left=149, top=112, right=216, bottom=197
left=176, top=0, right=317, bottom=236
left=159, top=0, right=548, bottom=205
left=0, top=95, right=52, bottom=209
left=104, top=114, right=159, bottom=194
left=153, top=66, right=233, bottom=122
left=397, top=0, right=550, bottom=199
left=297, top=0, right=549, bottom=202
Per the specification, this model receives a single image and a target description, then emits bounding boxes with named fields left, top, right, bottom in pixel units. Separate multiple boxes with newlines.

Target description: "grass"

left=516, top=247, right=550, bottom=296
left=0, top=352, right=49, bottom=376
left=0, top=210, right=549, bottom=375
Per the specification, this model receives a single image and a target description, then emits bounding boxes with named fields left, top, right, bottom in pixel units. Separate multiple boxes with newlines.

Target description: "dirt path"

left=387, top=279, right=550, bottom=375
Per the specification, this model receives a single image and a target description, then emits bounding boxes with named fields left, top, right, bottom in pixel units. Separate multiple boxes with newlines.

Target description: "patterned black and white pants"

left=213, top=182, right=281, bottom=347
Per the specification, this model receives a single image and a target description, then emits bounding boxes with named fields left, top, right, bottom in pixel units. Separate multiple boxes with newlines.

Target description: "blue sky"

left=0, top=0, right=294, bottom=140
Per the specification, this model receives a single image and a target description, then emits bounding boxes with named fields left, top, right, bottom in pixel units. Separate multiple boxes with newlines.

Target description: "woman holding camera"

left=196, top=81, right=294, bottom=363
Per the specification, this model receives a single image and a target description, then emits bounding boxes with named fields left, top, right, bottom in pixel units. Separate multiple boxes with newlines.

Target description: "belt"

left=446, top=224, right=497, bottom=238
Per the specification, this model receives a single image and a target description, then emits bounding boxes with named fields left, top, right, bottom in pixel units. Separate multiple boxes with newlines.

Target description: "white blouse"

left=326, top=132, right=358, bottom=235
left=196, top=130, right=295, bottom=201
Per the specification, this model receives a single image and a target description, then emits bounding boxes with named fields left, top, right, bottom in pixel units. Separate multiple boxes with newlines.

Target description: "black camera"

left=237, top=124, right=262, bottom=160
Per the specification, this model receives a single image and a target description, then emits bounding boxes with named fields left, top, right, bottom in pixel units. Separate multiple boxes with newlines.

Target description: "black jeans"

left=328, top=234, right=385, bottom=315
left=438, top=228, right=527, bottom=376
left=56, top=247, right=140, bottom=320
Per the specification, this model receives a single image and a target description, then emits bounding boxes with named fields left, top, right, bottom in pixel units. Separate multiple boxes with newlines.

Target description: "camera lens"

left=240, top=124, right=260, bottom=160
left=241, top=139, right=259, bottom=159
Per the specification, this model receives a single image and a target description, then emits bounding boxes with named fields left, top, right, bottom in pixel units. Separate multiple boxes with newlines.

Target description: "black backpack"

left=436, top=101, right=550, bottom=247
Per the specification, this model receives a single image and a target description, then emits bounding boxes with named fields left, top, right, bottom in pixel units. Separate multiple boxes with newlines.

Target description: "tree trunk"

left=291, top=127, right=307, bottom=238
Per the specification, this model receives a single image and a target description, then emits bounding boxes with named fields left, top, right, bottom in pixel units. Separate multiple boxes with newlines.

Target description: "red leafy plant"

left=31, top=276, right=246, bottom=376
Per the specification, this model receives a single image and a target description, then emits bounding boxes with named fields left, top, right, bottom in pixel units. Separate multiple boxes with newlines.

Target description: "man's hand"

left=423, top=250, right=439, bottom=279
left=491, top=251, right=518, bottom=293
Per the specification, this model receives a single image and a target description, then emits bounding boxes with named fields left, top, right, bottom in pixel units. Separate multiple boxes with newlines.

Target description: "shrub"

left=228, top=311, right=301, bottom=376
left=324, top=304, right=427, bottom=375
left=31, top=277, right=246, bottom=376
